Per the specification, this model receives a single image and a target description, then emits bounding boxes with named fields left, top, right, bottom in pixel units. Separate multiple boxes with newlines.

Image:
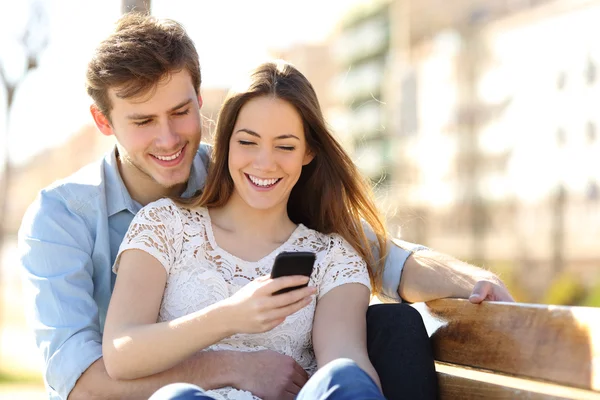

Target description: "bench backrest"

left=415, top=299, right=600, bottom=399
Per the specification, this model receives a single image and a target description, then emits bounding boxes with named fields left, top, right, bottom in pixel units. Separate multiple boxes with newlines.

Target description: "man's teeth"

left=249, top=175, right=280, bottom=187
left=154, top=149, right=182, bottom=161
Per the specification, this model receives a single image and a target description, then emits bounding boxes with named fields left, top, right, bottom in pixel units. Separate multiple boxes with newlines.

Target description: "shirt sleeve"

left=114, top=198, right=183, bottom=275
left=360, top=221, right=429, bottom=303
left=378, top=238, right=430, bottom=303
left=18, top=190, right=102, bottom=400
left=317, top=235, right=372, bottom=300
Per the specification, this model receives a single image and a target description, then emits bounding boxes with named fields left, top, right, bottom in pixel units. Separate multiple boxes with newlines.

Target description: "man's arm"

left=70, top=353, right=233, bottom=400
left=395, top=244, right=514, bottom=304
left=70, top=350, right=307, bottom=400
left=20, top=191, right=107, bottom=399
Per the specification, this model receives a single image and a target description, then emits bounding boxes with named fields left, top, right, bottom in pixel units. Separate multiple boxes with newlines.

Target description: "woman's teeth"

left=249, top=175, right=280, bottom=187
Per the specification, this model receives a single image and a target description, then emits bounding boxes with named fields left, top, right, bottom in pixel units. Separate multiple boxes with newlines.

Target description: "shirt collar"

left=181, top=147, right=207, bottom=198
left=104, top=147, right=140, bottom=217
left=104, top=146, right=207, bottom=216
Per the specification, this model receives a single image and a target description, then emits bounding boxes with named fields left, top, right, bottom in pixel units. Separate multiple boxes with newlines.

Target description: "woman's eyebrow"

left=234, top=128, right=300, bottom=140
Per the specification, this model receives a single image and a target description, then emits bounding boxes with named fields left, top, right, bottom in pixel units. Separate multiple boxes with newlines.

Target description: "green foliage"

left=0, top=368, right=42, bottom=385
left=543, top=272, right=587, bottom=306
left=581, top=280, right=600, bottom=308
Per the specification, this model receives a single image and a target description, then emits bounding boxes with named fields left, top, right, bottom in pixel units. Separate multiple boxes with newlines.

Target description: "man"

left=18, top=13, right=512, bottom=400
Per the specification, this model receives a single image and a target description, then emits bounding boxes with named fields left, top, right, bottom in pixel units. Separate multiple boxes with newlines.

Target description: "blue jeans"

left=148, top=383, right=215, bottom=400
left=296, top=358, right=385, bottom=400
left=149, top=359, right=385, bottom=400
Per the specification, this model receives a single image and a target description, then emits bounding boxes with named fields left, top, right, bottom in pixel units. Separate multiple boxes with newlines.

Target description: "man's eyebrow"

left=126, top=99, right=193, bottom=120
left=234, top=128, right=300, bottom=140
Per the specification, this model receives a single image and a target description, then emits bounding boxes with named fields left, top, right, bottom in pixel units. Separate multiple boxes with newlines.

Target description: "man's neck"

left=117, top=156, right=186, bottom=206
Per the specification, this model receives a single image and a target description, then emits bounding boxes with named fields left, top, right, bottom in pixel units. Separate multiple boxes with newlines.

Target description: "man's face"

left=100, top=70, right=202, bottom=193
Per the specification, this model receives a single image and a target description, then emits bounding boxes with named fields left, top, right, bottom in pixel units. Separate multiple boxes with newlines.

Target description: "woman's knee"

left=148, top=383, right=213, bottom=400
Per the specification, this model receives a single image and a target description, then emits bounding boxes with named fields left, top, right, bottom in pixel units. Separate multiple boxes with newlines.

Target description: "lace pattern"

left=115, top=198, right=371, bottom=400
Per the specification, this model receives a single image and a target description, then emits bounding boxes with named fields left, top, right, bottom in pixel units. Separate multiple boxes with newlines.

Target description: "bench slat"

left=415, top=299, right=600, bottom=391
left=436, top=362, right=600, bottom=400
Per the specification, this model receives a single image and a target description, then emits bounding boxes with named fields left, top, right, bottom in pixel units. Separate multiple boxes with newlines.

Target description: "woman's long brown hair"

left=184, top=60, right=388, bottom=294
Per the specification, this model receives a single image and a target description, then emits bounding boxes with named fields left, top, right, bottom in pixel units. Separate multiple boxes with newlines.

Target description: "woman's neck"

left=209, top=191, right=296, bottom=243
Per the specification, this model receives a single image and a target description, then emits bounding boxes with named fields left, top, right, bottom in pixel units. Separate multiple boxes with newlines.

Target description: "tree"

left=0, top=0, right=49, bottom=275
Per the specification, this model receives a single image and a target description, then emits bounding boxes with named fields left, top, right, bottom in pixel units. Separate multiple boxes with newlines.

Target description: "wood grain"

left=436, top=362, right=600, bottom=400
left=415, top=299, right=600, bottom=391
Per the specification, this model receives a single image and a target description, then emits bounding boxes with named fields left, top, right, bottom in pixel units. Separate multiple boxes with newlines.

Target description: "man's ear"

left=303, top=150, right=315, bottom=166
left=90, top=105, right=114, bottom=137
left=197, top=94, right=203, bottom=110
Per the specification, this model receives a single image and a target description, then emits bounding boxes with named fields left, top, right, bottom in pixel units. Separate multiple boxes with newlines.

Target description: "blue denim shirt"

left=18, top=144, right=423, bottom=400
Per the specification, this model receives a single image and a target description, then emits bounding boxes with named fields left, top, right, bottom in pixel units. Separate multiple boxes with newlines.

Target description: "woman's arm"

left=103, top=249, right=315, bottom=381
left=102, top=249, right=235, bottom=380
left=312, top=283, right=381, bottom=389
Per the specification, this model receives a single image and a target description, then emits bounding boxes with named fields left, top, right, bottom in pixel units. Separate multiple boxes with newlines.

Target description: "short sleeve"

left=114, top=198, right=184, bottom=274
left=317, top=235, right=371, bottom=300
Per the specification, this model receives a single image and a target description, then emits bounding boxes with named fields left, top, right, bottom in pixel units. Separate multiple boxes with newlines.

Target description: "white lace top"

left=114, top=198, right=371, bottom=400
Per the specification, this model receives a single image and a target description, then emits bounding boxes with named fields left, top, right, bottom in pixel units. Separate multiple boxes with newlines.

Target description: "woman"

left=103, top=60, right=389, bottom=400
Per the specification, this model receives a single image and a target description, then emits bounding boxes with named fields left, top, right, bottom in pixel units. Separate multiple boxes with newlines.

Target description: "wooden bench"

left=414, top=299, right=600, bottom=399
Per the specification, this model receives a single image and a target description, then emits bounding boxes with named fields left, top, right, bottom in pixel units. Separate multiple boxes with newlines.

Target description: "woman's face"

left=228, top=96, right=313, bottom=212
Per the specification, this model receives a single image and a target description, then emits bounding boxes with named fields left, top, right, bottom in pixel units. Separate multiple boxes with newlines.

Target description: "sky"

left=0, top=0, right=367, bottom=166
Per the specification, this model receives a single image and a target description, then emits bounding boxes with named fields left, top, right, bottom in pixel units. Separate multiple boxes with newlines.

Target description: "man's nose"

left=155, top=120, right=179, bottom=148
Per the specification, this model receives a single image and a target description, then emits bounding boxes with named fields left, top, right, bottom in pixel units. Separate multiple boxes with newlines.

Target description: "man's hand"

left=468, top=279, right=515, bottom=303
left=235, top=350, right=309, bottom=400
left=399, top=249, right=516, bottom=303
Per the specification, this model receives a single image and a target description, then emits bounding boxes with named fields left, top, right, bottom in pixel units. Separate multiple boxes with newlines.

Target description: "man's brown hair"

left=86, top=13, right=201, bottom=120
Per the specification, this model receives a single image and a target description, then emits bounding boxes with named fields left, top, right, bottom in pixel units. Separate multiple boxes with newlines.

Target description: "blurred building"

left=335, top=0, right=600, bottom=300
left=7, top=124, right=114, bottom=233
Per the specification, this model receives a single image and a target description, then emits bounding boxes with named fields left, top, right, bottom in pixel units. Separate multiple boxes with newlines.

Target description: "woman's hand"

left=222, top=275, right=316, bottom=334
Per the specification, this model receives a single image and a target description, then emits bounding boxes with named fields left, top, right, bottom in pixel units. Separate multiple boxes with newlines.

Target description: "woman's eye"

left=238, top=140, right=255, bottom=146
left=278, top=146, right=295, bottom=151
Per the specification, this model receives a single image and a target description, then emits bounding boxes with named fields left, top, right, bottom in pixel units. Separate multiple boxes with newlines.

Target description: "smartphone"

left=270, top=251, right=316, bottom=295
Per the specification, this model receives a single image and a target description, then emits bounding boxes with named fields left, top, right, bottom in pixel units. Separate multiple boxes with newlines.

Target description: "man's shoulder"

left=41, top=157, right=107, bottom=208
left=24, top=156, right=109, bottom=227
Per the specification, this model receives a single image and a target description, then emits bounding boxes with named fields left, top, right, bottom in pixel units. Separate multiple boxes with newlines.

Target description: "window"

left=587, top=181, right=598, bottom=201
left=556, top=71, right=567, bottom=90
left=585, top=57, right=597, bottom=86
left=587, top=121, right=597, bottom=144
left=556, top=127, right=566, bottom=146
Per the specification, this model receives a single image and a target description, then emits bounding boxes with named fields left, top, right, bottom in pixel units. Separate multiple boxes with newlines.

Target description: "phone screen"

left=270, top=251, right=316, bottom=295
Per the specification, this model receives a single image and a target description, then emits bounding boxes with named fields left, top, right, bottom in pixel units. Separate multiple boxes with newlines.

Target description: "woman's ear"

left=90, top=105, right=114, bottom=137
left=303, top=150, right=315, bottom=166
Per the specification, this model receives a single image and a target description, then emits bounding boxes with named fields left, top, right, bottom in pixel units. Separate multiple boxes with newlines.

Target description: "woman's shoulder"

left=295, top=226, right=356, bottom=255
left=136, top=198, right=209, bottom=226
left=135, top=198, right=181, bottom=223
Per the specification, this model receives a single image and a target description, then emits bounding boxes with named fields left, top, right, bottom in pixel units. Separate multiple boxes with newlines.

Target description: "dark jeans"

left=366, top=303, right=438, bottom=400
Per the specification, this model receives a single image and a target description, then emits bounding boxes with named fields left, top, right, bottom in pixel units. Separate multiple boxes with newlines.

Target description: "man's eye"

left=134, top=120, right=151, bottom=126
left=174, top=109, right=190, bottom=116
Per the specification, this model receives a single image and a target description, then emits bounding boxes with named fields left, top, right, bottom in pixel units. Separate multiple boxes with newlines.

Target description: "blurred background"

left=1, top=0, right=599, bottom=397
